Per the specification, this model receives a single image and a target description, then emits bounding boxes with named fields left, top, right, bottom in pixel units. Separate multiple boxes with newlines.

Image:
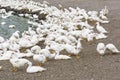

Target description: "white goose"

left=0, top=51, right=14, bottom=60
left=95, top=33, right=107, bottom=40
left=0, top=40, right=10, bottom=52
left=86, top=33, right=96, bottom=44
left=9, top=54, right=31, bottom=72
left=9, top=43, right=20, bottom=52
left=54, top=52, right=71, bottom=60
left=0, top=36, right=5, bottom=43
left=31, top=45, right=41, bottom=54
left=96, top=43, right=106, bottom=55
left=64, top=43, right=74, bottom=54
left=26, top=62, right=46, bottom=73
left=106, top=43, right=120, bottom=54
left=18, top=14, right=24, bottom=17
left=9, top=25, right=16, bottom=28
left=33, top=14, right=38, bottom=19
left=9, top=31, right=20, bottom=43
left=39, top=46, right=56, bottom=61
left=18, top=38, right=33, bottom=48
left=99, top=6, right=109, bottom=20
left=25, top=49, right=34, bottom=58
left=49, top=42, right=64, bottom=54
left=1, top=22, right=6, bottom=25
left=55, top=35, right=71, bottom=44
left=73, top=38, right=83, bottom=58
left=33, top=54, right=46, bottom=66
left=96, top=22, right=107, bottom=34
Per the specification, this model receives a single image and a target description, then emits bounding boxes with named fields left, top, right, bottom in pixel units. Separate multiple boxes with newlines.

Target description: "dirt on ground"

left=0, top=0, right=120, bottom=80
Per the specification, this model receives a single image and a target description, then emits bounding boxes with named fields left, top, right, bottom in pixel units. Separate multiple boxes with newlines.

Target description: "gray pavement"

left=0, top=0, right=120, bottom=80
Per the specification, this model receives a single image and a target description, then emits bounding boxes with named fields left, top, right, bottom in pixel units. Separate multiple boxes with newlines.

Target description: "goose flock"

left=0, top=0, right=119, bottom=74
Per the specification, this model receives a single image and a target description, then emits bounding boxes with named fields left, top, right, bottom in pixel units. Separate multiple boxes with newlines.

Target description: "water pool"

left=0, top=14, right=29, bottom=39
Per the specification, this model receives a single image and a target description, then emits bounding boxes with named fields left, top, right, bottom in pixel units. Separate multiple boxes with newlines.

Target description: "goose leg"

left=109, top=51, right=112, bottom=55
left=68, top=53, right=72, bottom=57
left=12, top=67, right=17, bottom=72
left=83, top=38, right=87, bottom=42
left=76, top=54, right=80, bottom=59
left=45, top=57, right=48, bottom=62
left=37, top=63, right=42, bottom=66
left=88, top=41, right=93, bottom=45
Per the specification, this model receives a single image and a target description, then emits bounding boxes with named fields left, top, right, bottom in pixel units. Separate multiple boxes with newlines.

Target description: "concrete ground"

left=0, top=0, right=120, bottom=80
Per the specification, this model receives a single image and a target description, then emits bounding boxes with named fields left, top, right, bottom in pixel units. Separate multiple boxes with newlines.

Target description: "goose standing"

left=73, top=38, right=82, bottom=59
left=99, top=6, right=109, bottom=20
left=33, top=54, right=46, bottom=66
left=39, top=46, right=56, bottom=61
left=96, top=43, right=106, bottom=55
left=9, top=30, right=20, bottom=43
left=96, top=22, right=107, bottom=34
left=64, top=44, right=75, bottom=57
left=9, top=54, right=31, bottom=72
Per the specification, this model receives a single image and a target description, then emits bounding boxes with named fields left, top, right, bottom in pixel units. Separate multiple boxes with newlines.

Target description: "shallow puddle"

left=0, top=14, right=29, bottom=39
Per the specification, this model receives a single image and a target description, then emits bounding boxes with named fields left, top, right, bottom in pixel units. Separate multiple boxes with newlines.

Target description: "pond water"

left=0, top=14, right=29, bottom=39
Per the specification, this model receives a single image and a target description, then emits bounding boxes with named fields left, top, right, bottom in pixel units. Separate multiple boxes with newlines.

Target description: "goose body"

left=97, top=43, right=106, bottom=55
left=1, top=22, right=6, bottom=25
left=18, top=38, right=33, bottom=47
left=95, top=33, right=107, bottom=40
left=0, top=51, right=14, bottom=60
left=14, top=52, right=26, bottom=58
left=96, top=22, right=107, bottom=33
left=26, top=62, right=46, bottom=73
left=0, top=41, right=10, bottom=52
left=0, top=36, right=5, bottom=43
left=25, top=49, right=34, bottom=57
left=9, top=25, right=16, bottom=28
left=106, top=44, right=120, bottom=53
left=64, top=44, right=75, bottom=55
left=72, top=38, right=82, bottom=58
left=55, top=52, right=71, bottom=60
left=31, top=45, right=41, bottom=54
left=9, top=54, right=31, bottom=72
left=40, top=48, right=56, bottom=60
left=33, top=54, right=46, bottom=65
left=10, top=58, right=30, bottom=68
